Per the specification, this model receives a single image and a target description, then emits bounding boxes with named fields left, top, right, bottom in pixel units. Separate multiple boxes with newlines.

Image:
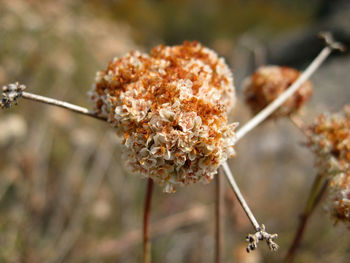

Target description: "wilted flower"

left=243, top=66, right=313, bottom=118
left=307, top=106, right=350, bottom=225
left=89, top=41, right=236, bottom=192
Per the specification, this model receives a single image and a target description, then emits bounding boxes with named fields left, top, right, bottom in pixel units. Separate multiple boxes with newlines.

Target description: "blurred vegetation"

left=87, top=0, right=317, bottom=46
left=0, top=0, right=349, bottom=263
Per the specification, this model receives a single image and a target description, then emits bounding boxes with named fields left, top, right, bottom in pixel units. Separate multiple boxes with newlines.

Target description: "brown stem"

left=284, top=175, right=329, bottom=263
left=143, top=179, right=154, bottom=263
left=215, top=168, right=224, bottom=263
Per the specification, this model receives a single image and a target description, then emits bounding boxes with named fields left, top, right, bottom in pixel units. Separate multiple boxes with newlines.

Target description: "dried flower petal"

left=89, top=41, right=236, bottom=192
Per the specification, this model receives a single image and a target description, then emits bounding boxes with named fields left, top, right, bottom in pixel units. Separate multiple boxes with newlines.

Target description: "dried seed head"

left=1, top=82, right=26, bottom=109
left=89, top=41, right=237, bottom=192
left=307, top=106, right=350, bottom=225
left=243, top=66, right=313, bottom=118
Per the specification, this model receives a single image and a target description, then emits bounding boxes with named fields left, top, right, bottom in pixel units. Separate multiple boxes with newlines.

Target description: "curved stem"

left=215, top=168, right=224, bottom=263
left=143, top=179, right=154, bottom=263
left=284, top=174, right=329, bottom=263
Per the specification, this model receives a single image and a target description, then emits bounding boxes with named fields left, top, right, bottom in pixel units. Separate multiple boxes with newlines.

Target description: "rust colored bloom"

left=243, top=66, right=313, bottom=118
left=307, top=106, right=350, bottom=225
left=89, top=41, right=236, bottom=192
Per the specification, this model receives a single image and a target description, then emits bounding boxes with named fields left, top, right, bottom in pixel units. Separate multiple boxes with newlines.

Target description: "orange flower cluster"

left=307, top=106, right=350, bottom=225
left=243, top=66, right=313, bottom=118
left=89, top=42, right=236, bottom=192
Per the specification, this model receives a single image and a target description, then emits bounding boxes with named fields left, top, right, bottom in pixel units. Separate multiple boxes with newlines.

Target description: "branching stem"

left=222, top=32, right=343, bottom=251
left=236, top=44, right=334, bottom=141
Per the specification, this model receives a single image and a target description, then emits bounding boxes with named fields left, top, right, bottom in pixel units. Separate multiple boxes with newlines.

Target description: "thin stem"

left=284, top=175, right=329, bottom=263
left=21, top=91, right=107, bottom=121
left=215, top=168, right=224, bottom=263
left=222, top=162, right=260, bottom=231
left=143, top=179, right=154, bottom=263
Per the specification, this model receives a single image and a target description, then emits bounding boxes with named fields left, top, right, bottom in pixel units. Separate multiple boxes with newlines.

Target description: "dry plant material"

left=243, top=66, right=313, bottom=118
left=89, top=41, right=237, bottom=192
left=0, top=82, right=26, bottom=109
left=246, top=224, right=279, bottom=252
left=307, top=105, right=350, bottom=225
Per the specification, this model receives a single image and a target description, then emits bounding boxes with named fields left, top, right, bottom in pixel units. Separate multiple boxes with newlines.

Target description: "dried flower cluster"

left=246, top=224, right=279, bottom=252
left=243, top=66, right=313, bottom=118
left=0, top=82, right=26, bottom=109
left=307, top=106, right=350, bottom=225
left=89, top=41, right=236, bottom=192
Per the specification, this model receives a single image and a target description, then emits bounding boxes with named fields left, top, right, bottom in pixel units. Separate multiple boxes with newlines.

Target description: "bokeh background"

left=0, top=0, right=349, bottom=262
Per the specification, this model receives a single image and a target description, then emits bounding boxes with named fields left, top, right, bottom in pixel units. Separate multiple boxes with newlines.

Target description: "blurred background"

left=0, top=0, right=349, bottom=262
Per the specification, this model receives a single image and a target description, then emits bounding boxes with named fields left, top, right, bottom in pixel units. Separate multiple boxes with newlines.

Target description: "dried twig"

left=235, top=35, right=343, bottom=141
left=0, top=82, right=106, bottom=121
left=222, top=32, right=344, bottom=252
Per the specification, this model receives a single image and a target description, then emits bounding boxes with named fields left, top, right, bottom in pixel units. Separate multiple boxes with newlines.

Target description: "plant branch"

left=22, top=91, right=107, bottom=121
left=235, top=32, right=343, bottom=141
left=0, top=82, right=107, bottom=122
left=143, top=179, right=154, bottom=263
left=222, top=32, right=343, bottom=252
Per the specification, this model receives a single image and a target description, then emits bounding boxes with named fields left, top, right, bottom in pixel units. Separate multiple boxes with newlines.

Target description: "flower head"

left=89, top=41, right=236, bottom=192
left=307, top=106, right=350, bottom=225
left=243, top=66, right=313, bottom=118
